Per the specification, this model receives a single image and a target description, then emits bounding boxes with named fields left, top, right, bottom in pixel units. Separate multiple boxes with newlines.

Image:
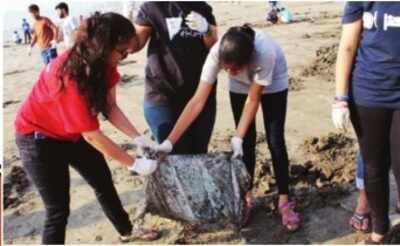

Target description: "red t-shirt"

left=15, top=51, right=121, bottom=142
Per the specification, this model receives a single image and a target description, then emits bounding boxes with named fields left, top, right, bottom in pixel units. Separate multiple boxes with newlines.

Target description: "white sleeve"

left=254, top=50, right=276, bottom=87
left=200, top=43, right=221, bottom=84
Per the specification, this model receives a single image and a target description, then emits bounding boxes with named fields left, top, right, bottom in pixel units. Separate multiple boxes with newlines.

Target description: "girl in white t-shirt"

left=155, top=24, right=300, bottom=231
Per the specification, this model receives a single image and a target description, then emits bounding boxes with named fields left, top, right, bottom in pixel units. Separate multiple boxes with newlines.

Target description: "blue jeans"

left=356, top=153, right=365, bottom=190
left=41, top=47, right=58, bottom=65
left=143, top=96, right=216, bottom=155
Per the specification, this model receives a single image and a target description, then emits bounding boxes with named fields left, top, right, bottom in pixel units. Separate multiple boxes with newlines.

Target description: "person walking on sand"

left=22, top=18, right=32, bottom=44
left=55, top=2, right=80, bottom=48
left=27, top=4, right=59, bottom=64
left=15, top=13, right=160, bottom=244
left=130, top=2, right=218, bottom=154
left=332, top=2, right=400, bottom=243
left=155, top=24, right=301, bottom=232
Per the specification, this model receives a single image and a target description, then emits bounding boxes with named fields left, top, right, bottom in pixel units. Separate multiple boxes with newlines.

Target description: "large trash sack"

left=144, top=152, right=251, bottom=230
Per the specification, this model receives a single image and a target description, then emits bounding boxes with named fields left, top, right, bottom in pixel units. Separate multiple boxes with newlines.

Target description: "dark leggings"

left=230, top=89, right=290, bottom=194
left=16, top=134, right=132, bottom=244
left=350, top=104, right=400, bottom=235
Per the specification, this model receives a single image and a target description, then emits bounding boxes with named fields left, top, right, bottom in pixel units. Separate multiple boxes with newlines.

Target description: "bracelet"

left=334, top=95, right=349, bottom=102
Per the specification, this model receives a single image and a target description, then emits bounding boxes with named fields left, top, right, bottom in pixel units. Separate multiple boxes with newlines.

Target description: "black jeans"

left=15, top=134, right=133, bottom=244
left=230, top=89, right=290, bottom=194
left=350, top=104, right=400, bottom=235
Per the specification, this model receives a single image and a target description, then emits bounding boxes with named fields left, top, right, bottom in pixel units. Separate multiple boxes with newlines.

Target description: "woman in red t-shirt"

left=15, top=13, right=159, bottom=244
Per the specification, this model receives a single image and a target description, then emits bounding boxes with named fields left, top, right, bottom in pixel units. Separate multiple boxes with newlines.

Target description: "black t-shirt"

left=136, top=2, right=217, bottom=104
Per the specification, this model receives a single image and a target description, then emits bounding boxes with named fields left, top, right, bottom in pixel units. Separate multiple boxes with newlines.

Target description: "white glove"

left=27, top=46, right=32, bottom=56
left=185, top=11, right=209, bottom=34
left=231, top=136, right=243, bottom=158
left=129, top=157, right=158, bottom=176
left=154, top=139, right=173, bottom=153
left=332, top=100, right=350, bottom=131
left=133, top=135, right=151, bottom=149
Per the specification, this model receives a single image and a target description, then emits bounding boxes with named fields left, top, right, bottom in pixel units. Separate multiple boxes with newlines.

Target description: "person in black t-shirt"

left=131, top=2, right=218, bottom=154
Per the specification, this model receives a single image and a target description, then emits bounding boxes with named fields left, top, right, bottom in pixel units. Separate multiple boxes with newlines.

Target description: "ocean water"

left=3, top=1, right=137, bottom=42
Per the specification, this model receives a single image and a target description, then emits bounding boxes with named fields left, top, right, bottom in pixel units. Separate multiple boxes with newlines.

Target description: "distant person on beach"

left=333, top=2, right=400, bottom=243
left=13, top=31, right=22, bottom=44
left=14, top=13, right=160, bottom=244
left=156, top=24, right=301, bottom=232
left=55, top=2, right=80, bottom=48
left=22, top=18, right=32, bottom=44
left=131, top=2, right=218, bottom=154
left=27, top=4, right=59, bottom=64
left=266, top=1, right=292, bottom=24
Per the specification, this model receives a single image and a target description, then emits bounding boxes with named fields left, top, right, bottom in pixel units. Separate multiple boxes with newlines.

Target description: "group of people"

left=25, top=2, right=80, bottom=65
left=14, top=1, right=399, bottom=244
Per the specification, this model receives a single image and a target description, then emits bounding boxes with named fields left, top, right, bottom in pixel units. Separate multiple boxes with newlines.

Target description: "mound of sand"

left=4, top=166, right=30, bottom=209
left=302, top=43, right=339, bottom=82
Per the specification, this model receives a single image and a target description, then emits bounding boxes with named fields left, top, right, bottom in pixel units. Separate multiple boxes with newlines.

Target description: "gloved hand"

left=27, top=46, right=32, bottom=56
left=154, top=139, right=173, bottom=154
left=332, top=100, right=350, bottom=131
left=231, top=136, right=243, bottom=159
left=133, top=135, right=152, bottom=149
left=128, top=157, right=158, bottom=176
left=185, top=11, right=209, bottom=34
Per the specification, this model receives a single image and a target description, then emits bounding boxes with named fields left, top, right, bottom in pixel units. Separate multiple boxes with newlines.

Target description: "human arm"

left=332, top=13, right=362, bottom=130
left=44, top=17, right=59, bottom=43
left=235, top=83, right=264, bottom=139
left=131, top=24, right=152, bottom=53
left=82, top=130, right=157, bottom=175
left=335, top=19, right=362, bottom=98
left=107, top=86, right=141, bottom=138
left=82, top=130, right=134, bottom=166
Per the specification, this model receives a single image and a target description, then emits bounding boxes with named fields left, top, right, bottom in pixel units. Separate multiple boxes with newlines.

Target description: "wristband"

left=334, top=95, right=349, bottom=102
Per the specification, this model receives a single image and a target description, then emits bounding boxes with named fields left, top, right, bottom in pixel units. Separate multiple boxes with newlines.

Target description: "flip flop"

left=349, top=212, right=371, bottom=233
left=278, top=201, right=301, bottom=232
left=242, top=194, right=256, bottom=226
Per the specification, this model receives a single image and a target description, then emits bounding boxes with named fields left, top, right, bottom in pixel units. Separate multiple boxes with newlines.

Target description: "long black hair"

left=219, top=24, right=255, bottom=67
left=58, top=12, right=135, bottom=119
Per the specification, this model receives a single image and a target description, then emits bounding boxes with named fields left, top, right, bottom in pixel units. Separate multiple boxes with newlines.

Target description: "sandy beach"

left=3, top=2, right=400, bottom=244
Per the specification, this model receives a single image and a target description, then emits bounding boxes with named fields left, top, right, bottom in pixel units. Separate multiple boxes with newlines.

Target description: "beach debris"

left=3, top=100, right=21, bottom=108
left=4, top=166, right=30, bottom=209
left=288, top=76, right=305, bottom=91
left=302, top=43, right=338, bottom=82
left=145, top=153, right=251, bottom=230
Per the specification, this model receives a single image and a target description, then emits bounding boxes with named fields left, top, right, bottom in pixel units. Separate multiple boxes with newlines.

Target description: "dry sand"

left=3, top=2, right=400, bottom=244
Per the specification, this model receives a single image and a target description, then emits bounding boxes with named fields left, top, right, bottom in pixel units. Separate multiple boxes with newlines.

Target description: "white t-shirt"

left=200, top=29, right=288, bottom=94
left=62, top=15, right=79, bottom=48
